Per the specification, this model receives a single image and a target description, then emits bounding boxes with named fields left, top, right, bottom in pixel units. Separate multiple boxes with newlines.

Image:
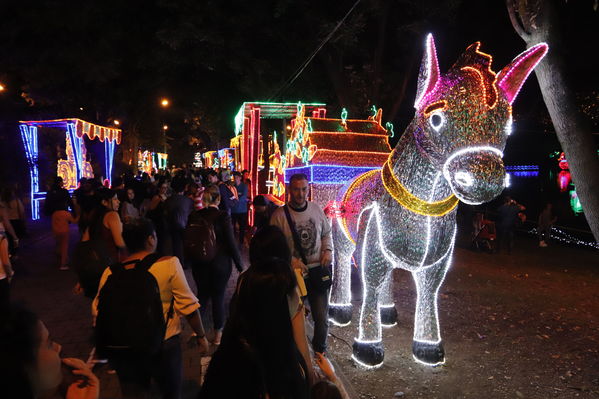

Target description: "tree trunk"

left=507, top=0, right=599, bottom=241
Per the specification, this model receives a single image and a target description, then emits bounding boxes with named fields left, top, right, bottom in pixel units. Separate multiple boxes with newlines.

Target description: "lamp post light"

left=0, top=83, right=5, bottom=92
left=160, top=98, right=169, bottom=107
left=114, top=120, right=120, bottom=126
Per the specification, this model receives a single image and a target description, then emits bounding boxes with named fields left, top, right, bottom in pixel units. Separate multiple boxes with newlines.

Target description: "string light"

left=497, top=43, right=549, bottom=105
left=385, top=122, right=395, bottom=138
left=528, top=227, right=598, bottom=250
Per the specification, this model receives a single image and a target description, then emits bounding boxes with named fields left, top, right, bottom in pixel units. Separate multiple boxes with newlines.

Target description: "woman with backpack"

left=186, top=184, right=242, bottom=346
left=93, top=218, right=209, bottom=398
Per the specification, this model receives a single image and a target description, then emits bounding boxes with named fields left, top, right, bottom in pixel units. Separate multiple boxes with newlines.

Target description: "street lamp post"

left=162, top=124, right=168, bottom=153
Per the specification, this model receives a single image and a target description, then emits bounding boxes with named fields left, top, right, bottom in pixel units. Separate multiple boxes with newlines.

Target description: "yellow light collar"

left=381, top=161, right=458, bottom=217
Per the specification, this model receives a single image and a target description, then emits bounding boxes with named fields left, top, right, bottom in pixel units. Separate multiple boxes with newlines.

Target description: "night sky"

left=0, top=0, right=597, bottom=168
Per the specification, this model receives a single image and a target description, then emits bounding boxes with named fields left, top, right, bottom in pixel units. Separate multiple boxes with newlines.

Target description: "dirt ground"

left=327, top=234, right=599, bottom=399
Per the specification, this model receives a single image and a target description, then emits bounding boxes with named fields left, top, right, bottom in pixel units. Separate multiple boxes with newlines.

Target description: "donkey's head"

left=411, top=34, right=547, bottom=205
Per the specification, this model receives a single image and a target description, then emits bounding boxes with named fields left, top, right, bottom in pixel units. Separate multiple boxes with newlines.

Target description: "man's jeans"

left=306, top=287, right=329, bottom=353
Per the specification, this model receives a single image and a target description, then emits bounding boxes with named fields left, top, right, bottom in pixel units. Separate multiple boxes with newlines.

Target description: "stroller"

left=471, top=213, right=496, bottom=253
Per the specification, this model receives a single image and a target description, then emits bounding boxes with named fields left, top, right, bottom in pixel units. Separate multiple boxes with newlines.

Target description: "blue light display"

left=284, top=164, right=380, bottom=185
left=19, top=119, right=120, bottom=220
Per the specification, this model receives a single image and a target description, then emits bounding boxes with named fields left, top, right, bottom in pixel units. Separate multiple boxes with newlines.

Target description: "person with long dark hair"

left=0, top=304, right=99, bottom=399
left=243, top=225, right=315, bottom=382
left=200, top=257, right=310, bottom=399
left=81, top=188, right=126, bottom=263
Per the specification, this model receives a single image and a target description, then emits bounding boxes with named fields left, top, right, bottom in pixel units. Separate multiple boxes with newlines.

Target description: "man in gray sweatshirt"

left=270, top=173, right=333, bottom=354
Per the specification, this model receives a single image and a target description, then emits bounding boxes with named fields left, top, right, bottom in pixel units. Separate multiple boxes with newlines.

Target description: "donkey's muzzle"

left=443, top=149, right=505, bottom=205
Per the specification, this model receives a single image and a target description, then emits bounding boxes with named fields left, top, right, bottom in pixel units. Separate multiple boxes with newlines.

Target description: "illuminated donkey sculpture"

left=328, top=34, right=548, bottom=367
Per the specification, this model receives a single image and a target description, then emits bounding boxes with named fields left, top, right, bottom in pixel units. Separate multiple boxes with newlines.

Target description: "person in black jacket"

left=188, top=185, right=242, bottom=345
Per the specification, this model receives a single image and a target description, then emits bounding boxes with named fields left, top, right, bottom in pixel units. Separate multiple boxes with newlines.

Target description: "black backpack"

left=184, top=211, right=217, bottom=263
left=95, top=253, right=172, bottom=357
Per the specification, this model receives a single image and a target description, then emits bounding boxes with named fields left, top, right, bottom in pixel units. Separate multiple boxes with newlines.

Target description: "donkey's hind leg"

left=411, top=254, right=451, bottom=366
left=329, top=218, right=354, bottom=326
left=379, top=271, right=398, bottom=327
left=352, top=207, right=389, bottom=368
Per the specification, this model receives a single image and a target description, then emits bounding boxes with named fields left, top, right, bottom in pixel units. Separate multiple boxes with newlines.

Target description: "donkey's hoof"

left=328, top=304, right=352, bottom=326
left=412, top=340, right=445, bottom=366
left=352, top=340, right=384, bottom=368
left=380, top=305, right=398, bottom=326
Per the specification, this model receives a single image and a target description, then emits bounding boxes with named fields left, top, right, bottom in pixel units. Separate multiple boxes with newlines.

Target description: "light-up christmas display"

left=217, top=148, right=235, bottom=170
left=19, top=118, right=122, bottom=220
left=202, top=151, right=217, bottom=168
left=283, top=103, right=391, bottom=207
left=327, top=34, right=548, bottom=367
left=138, top=150, right=168, bottom=174
left=193, top=152, right=203, bottom=168
left=230, top=102, right=327, bottom=198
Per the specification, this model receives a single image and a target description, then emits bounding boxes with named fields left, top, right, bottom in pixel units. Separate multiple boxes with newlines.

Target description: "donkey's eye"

left=429, top=112, right=444, bottom=131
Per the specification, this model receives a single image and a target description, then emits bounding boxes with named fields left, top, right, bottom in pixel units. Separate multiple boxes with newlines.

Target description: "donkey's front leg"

left=352, top=208, right=389, bottom=368
left=411, top=255, right=451, bottom=366
left=329, top=217, right=355, bottom=326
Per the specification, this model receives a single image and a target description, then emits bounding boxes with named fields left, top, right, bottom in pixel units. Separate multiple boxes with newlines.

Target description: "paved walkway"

left=10, top=221, right=356, bottom=398
left=10, top=222, right=240, bottom=398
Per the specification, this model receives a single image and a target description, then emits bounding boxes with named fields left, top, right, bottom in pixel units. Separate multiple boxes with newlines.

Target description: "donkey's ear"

left=414, top=34, right=440, bottom=111
left=497, top=43, right=548, bottom=105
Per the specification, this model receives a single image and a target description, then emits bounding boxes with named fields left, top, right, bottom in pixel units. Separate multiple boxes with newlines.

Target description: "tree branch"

left=506, top=0, right=531, bottom=42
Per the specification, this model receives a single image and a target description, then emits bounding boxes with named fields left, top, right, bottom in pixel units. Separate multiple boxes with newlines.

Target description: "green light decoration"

left=341, top=108, right=348, bottom=124
left=569, top=189, right=584, bottom=215
left=233, top=101, right=326, bottom=135
left=301, top=147, right=310, bottom=165
left=385, top=121, right=395, bottom=138
left=306, top=118, right=313, bottom=132
left=371, top=105, right=378, bottom=117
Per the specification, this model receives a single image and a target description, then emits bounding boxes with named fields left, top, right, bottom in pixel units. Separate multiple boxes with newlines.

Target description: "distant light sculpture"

left=328, top=34, right=548, bottom=367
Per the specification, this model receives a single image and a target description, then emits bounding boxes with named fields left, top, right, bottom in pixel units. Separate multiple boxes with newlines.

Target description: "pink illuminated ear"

left=414, top=34, right=440, bottom=110
left=497, top=43, right=548, bottom=105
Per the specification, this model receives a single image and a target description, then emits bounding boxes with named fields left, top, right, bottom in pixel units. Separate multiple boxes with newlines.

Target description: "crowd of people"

left=0, top=166, right=348, bottom=399
left=0, top=163, right=562, bottom=398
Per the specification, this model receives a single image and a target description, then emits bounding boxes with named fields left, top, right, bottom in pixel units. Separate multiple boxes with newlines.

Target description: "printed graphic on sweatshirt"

left=296, top=219, right=317, bottom=257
